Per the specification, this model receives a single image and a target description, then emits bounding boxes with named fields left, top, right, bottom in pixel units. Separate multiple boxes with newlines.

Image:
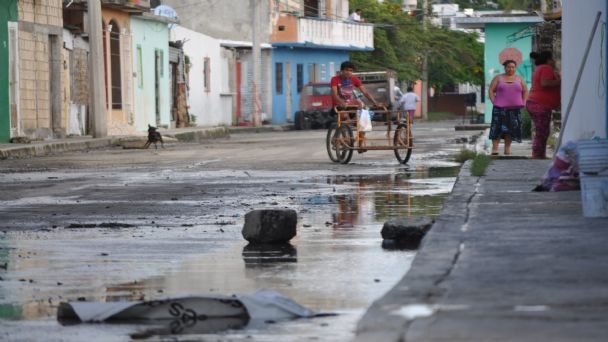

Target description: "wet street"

left=0, top=121, right=479, bottom=341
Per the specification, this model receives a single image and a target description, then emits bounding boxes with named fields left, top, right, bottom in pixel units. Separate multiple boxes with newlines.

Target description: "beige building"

left=7, top=0, right=153, bottom=140
left=11, top=0, right=64, bottom=139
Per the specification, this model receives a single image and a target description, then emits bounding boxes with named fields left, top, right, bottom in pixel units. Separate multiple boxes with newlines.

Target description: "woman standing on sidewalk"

left=488, top=59, right=528, bottom=155
left=526, top=51, right=561, bottom=159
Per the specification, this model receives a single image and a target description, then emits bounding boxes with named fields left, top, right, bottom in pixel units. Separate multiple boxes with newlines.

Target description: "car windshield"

left=308, top=84, right=331, bottom=96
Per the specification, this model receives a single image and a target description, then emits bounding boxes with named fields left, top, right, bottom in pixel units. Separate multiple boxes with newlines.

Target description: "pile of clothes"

left=534, top=140, right=580, bottom=192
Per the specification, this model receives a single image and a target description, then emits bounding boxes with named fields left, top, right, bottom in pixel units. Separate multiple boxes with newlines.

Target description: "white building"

left=561, top=0, right=606, bottom=142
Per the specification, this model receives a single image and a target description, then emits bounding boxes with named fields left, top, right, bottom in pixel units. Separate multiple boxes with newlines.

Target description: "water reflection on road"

left=0, top=165, right=460, bottom=341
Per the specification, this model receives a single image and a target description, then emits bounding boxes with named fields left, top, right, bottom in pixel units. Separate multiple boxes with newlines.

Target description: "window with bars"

left=203, top=57, right=210, bottom=92
left=137, top=45, right=143, bottom=88
left=297, top=64, right=303, bottom=93
left=275, top=63, right=283, bottom=94
left=109, top=20, right=122, bottom=109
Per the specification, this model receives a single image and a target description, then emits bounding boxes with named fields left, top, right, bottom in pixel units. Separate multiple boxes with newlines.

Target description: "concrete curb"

left=354, top=160, right=476, bottom=342
left=167, top=127, right=231, bottom=142
left=0, top=138, right=116, bottom=160
left=0, top=125, right=293, bottom=160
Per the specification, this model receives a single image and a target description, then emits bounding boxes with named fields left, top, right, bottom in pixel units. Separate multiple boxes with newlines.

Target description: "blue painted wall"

left=271, top=47, right=348, bottom=124
left=484, top=23, right=535, bottom=121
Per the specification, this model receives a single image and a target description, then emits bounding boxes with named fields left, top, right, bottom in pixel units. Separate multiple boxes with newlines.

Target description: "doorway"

left=155, top=49, right=162, bottom=126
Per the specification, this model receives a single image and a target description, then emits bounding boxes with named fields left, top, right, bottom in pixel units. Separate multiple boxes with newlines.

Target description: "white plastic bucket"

left=577, top=139, right=608, bottom=174
left=580, top=173, right=608, bottom=217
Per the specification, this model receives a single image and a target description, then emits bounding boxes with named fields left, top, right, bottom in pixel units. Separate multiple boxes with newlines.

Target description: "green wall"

left=484, top=23, right=535, bottom=121
left=130, top=17, right=170, bottom=132
left=0, top=1, right=18, bottom=142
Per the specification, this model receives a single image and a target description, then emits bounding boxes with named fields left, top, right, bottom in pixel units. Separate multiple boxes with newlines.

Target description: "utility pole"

left=421, top=0, right=428, bottom=120
left=87, top=0, right=107, bottom=137
left=251, top=0, right=262, bottom=126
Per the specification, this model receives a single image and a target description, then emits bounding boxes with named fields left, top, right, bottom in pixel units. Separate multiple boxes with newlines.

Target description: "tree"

left=425, top=26, right=484, bottom=91
left=496, top=0, right=537, bottom=11
left=421, top=0, right=535, bottom=11
left=448, top=0, right=499, bottom=11
left=350, top=1, right=425, bottom=82
left=349, top=0, right=484, bottom=91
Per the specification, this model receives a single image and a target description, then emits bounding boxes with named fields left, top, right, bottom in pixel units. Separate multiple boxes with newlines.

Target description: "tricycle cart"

left=326, top=106, right=413, bottom=164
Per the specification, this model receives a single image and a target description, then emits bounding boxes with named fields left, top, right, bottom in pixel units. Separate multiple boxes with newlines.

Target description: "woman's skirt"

left=488, top=106, right=522, bottom=142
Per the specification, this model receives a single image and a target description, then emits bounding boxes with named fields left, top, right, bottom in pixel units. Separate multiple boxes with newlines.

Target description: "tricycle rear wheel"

left=326, top=123, right=353, bottom=164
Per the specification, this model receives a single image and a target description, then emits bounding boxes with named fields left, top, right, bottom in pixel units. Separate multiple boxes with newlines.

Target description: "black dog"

left=143, top=124, right=164, bottom=149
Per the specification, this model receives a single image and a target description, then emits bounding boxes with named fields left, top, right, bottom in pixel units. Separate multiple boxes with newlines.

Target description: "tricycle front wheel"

left=394, top=123, right=413, bottom=164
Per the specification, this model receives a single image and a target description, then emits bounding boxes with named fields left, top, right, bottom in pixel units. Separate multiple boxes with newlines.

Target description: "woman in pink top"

left=525, top=51, right=561, bottom=159
left=488, top=60, right=529, bottom=155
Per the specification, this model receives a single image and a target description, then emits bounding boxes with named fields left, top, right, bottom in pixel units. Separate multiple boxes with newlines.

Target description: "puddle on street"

left=0, top=165, right=459, bottom=341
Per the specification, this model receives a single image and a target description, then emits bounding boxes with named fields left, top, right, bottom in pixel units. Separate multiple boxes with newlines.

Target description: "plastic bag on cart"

left=358, top=109, right=373, bottom=132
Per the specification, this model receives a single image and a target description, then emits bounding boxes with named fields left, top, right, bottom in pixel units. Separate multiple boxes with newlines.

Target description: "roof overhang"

left=136, top=12, right=178, bottom=25
left=453, top=15, right=544, bottom=29
left=271, top=42, right=373, bottom=52
left=219, top=40, right=273, bottom=49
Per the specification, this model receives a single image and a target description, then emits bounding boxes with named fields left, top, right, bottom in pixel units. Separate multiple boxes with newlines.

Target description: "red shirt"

left=331, top=75, right=363, bottom=106
left=528, top=64, right=560, bottom=110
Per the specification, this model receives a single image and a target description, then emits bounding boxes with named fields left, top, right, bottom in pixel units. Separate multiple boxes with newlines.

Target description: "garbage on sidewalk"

left=534, top=140, right=580, bottom=192
left=534, top=138, right=608, bottom=217
left=57, top=288, right=330, bottom=336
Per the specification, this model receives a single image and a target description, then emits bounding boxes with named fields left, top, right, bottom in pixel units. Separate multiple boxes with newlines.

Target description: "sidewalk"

left=0, top=125, right=289, bottom=160
left=355, top=142, right=608, bottom=341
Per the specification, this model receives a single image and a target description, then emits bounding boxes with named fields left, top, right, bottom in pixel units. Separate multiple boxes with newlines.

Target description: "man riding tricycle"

left=326, top=61, right=413, bottom=164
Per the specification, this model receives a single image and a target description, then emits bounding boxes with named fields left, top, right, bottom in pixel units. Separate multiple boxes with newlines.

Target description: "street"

left=0, top=121, right=480, bottom=341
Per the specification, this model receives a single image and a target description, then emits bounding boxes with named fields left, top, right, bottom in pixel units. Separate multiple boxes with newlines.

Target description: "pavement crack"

left=432, top=242, right=463, bottom=288
left=433, top=181, right=478, bottom=287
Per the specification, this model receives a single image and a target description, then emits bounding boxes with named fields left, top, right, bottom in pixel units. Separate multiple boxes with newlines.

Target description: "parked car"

left=294, top=71, right=398, bottom=130
left=294, top=82, right=333, bottom=130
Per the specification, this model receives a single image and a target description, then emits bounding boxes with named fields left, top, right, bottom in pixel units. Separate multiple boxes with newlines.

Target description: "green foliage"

left=454, top=148, right=477, bottom=163
left=188, top=113, right=197, bottom=127
left=349, top=0, right=484, bottom=90
left=470, top=154, right=491, bottom=177
left=454, top=149, right=491, bottom=177
left=350, top=1, right=425, bottom=82
left=448, top=0, right=500, bottom=10
left=496, top=0, right=533, bottom=11
left=425, top=27, right=484, bottom=91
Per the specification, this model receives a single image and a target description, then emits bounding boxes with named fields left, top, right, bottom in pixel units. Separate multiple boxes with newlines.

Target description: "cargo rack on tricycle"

left=326, top=105, right=413, bottom=164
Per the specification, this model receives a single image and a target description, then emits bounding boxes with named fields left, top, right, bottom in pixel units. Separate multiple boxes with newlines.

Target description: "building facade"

left=6, top=0, right=64, bottom=141
left=61, top=29, right=89, bottom=136
left=159, top=0, right=373, bottom=125
left=561, top=0, right=607, bottom=142
left=0, top=0, right=163, bottom=142
left=169, top=25, right=241, bottom=127
left=454, top=14, right=543, bottom=122
left=270, top=3, right=374, bottom=123
left=131, top=14, right=171, bottom=131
